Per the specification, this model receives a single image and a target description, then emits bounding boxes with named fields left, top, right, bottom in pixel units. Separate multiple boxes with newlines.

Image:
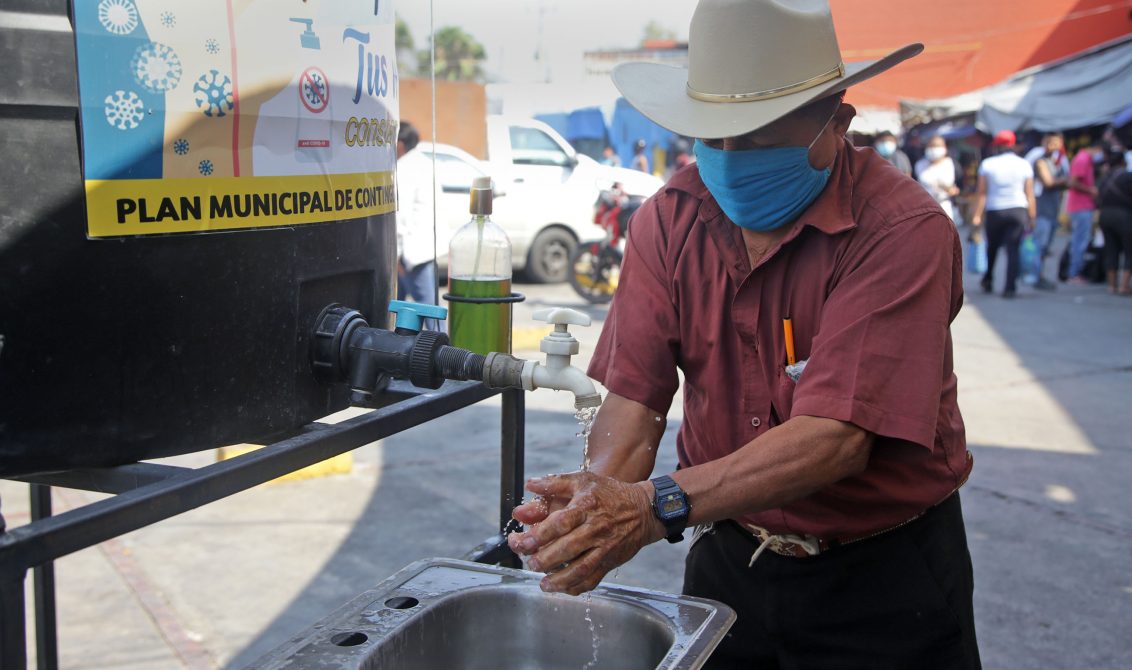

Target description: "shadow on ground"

left=957, top=231, right=1132, bottom=668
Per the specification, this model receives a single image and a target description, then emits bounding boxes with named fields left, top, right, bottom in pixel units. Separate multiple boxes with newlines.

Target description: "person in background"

left=395, top=121, right=441, bottom=330
left=631, top=138, right=650, bottom=173
left=914, top=135, right=960, bottom=221
left=1098, top=151, right=1132, bottom=294
left=971, top=130, right=1036, bottom=298
left=1101, top=116, right=1132, bottom=294
left=874, top=129, right=912, bottom=176
left=1066, top=140, right=1105, bottom=284
left=666, top=136, right=695, bottom=179
left=1030, top=133, right=1071, bottom=290
left=600, top=145, right=622, bottom=167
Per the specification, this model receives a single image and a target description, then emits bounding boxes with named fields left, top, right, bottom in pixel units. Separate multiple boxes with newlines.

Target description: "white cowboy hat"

left=613, top=0, right=923, bottom=139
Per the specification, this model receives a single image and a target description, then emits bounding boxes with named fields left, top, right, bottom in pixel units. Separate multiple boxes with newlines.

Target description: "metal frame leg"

left=0, top=572, right=28, bottom=669
left=498, top=388, right=525, bottom=568
left=30, top=485, right=57, bottom=670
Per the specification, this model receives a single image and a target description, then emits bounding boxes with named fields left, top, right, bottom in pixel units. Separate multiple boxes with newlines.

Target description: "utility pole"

left=530, top=1, right=556, bottom=83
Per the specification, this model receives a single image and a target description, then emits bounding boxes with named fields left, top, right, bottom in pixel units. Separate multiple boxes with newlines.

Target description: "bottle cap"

left=470, top=176, right=493, bottom=216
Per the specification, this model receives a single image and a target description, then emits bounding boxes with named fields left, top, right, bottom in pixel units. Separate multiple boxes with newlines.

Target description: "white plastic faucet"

left=520, top=307, right=602, bottom=409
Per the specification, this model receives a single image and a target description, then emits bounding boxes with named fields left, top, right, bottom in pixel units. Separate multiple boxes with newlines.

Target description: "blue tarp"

left=609, top=98, right=675, bottom=171
left=533, top=112, right=569, bottom=139
left=566, top=107, right=607, bottom=141
left=537, top=99, right=676, bottom=169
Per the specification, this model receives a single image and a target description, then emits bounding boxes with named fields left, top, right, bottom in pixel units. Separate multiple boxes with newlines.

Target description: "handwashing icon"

left=289, top=18, right=321, bottom=50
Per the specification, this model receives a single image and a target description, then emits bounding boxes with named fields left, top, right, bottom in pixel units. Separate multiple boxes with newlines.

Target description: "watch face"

left=658, top=493, right=686, bottom=519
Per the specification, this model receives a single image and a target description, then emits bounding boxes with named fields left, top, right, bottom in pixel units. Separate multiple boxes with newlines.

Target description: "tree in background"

left=642, top=20, right=676, bottom=43
left=395, top=16, right=417, bottom=75
left=418, top=26, right=486, bottom=82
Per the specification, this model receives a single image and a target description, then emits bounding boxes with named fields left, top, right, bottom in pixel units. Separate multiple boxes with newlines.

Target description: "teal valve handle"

left=388, top=300, right=448, bottom=332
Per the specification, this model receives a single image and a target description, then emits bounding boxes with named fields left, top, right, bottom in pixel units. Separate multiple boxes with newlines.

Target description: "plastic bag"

left=1019, top=233, right=1039, bottom=283
left=966, top=237, right=988, bottom=274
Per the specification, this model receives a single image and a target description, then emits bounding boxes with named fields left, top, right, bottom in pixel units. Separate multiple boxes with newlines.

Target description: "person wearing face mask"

left=874, top=129, right=913, bottom=176
left=507, top=2, right=980, bottom=667
left=1030, top=133, right=1071, bottom=290
left=1066, top=139, right=1105, bottom=284
left=915, top=135, right=960, bottom=221
left=971, top=130, right=1037, bottom=298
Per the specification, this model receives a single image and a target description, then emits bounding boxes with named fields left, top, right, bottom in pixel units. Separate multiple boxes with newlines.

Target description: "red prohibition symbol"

left=299, top=67, right=330, bottom=113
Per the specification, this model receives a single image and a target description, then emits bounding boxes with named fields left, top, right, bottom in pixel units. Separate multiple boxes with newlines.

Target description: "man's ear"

left=833, top=103, right=857, bottom=136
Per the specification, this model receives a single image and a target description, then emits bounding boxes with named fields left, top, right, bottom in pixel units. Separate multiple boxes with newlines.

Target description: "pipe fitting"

left=481, top=352, right=533, bottom=390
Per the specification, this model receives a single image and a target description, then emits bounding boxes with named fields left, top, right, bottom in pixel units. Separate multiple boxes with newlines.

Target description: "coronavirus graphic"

left=160, top=11, right=176, bottom=28
left=199, top=159, right=214, bottom=176
left=132, top=42, right=183, bottom=94
left=193, top=70, right=234, bottom=117
left=98, top=0, right=138, bottom=35
left=104, top=90, right=144, bottom=130
left=173, top=139, right=189, bottom=155
left=205, top=38, right=221, bottom=55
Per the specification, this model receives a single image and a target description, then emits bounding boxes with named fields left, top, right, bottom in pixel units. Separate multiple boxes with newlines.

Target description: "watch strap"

left=650, top=474, right=690, bottom=543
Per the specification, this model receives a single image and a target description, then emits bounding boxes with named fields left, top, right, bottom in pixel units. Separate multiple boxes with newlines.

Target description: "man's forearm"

left=587, top=395, right=874, bottom=529
left=1069, top=176, right=1097, bottom=196
left=671, top=415, right=873, bottom=526
left=585, top=392, right=667, bottom=483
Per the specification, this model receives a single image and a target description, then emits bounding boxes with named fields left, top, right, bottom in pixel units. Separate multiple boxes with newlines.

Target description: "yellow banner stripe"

left=85, top=171, right=395, bottom=238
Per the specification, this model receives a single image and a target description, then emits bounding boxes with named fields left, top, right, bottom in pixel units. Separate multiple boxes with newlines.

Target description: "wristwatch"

left=650, top=475, right=691, bottom=543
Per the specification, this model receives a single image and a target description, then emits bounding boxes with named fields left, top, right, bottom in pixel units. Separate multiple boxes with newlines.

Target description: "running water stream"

left=508, top=407, right=604, bottom=668
left=575, top=406, right=601, bottom=669
left=576, top=406, right=598, bottom=471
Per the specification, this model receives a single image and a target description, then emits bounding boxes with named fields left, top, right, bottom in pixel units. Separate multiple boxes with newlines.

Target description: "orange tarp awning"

left=831, top=0, right=1132, bottom=108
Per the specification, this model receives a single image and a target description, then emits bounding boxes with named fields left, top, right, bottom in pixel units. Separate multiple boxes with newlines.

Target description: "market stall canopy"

left=830, top=0, right=1132, bottom=109
left=901, top=35, right=1132, bottom=133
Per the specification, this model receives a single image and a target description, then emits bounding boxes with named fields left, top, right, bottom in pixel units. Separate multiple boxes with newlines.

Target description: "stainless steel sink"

left=247, top=558, right=735, bottom=669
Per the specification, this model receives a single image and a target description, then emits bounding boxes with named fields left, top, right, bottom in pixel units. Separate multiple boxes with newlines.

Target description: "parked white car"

left=417, top=139, right=661, bottom=282
left=486, top=116, right=664, bottom=202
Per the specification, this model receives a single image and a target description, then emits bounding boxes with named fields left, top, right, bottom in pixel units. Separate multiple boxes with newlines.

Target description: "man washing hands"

left=510, top=1, right=980, bottom=667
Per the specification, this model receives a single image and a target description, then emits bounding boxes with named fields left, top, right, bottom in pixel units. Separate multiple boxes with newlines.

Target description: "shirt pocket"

left=769, top=367, right=796, bottom=427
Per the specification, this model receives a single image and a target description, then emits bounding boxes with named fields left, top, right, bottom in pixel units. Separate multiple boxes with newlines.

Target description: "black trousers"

left=684, top=494, right=981, bottom=669
left=1099, top=206, right=1132, bottom=273
left=983, top=208, right=1028, bottom=293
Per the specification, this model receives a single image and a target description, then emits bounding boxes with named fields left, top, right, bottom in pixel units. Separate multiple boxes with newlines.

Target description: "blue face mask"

left=693, top=112, right=835, bottom=232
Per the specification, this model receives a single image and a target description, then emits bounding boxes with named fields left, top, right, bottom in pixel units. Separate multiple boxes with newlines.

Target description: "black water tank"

left=0, top=2, right=396, bottom=474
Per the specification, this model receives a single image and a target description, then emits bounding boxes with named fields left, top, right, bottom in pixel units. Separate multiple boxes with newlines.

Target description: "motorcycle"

left=568, top=184, right=643, bottom=304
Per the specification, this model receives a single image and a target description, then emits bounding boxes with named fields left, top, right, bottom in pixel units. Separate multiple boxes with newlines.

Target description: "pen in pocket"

left=783, top=317, right=796, bottom=366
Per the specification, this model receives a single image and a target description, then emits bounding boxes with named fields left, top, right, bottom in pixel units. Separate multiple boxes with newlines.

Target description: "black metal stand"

left=0, top=380, right=525, bottom=668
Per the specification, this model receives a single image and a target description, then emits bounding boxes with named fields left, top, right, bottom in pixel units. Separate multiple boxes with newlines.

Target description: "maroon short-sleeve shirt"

left=588, top=139, right=972, bottom=540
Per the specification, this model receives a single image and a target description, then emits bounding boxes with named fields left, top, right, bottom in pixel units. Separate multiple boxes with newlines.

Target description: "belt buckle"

left=747, top=524, right=820, bottom=558
left=766, top=538, right=811, bottom=558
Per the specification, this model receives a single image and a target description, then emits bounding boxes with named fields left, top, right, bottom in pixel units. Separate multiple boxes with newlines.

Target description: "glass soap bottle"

left=446, top=176, right=512, bottom=355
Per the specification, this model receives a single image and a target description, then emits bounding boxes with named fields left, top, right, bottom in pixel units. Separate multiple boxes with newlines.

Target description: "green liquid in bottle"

left=447, top=277, right=512, bottom=355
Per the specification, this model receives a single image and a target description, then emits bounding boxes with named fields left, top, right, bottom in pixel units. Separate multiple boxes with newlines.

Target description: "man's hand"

left=507, top=471, right=665, bottom=596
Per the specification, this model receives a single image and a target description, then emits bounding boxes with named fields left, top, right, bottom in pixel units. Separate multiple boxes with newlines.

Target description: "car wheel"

left=524, top=228, right=575, bottom=283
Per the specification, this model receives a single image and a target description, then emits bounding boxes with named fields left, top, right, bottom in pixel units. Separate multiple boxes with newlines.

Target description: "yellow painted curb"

left=511, top=326, right=552, bottom=353
left=216, top=444, right=353, bottom=483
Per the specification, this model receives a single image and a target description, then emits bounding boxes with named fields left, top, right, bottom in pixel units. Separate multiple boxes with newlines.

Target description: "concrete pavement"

left=2, top=231, right=1131, bottom=668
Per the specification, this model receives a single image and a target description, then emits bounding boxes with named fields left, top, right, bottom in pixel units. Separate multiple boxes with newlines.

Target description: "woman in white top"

left=914, top=136, right=960, bottom=222
left=971, top=130, right=1037, bottom=298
